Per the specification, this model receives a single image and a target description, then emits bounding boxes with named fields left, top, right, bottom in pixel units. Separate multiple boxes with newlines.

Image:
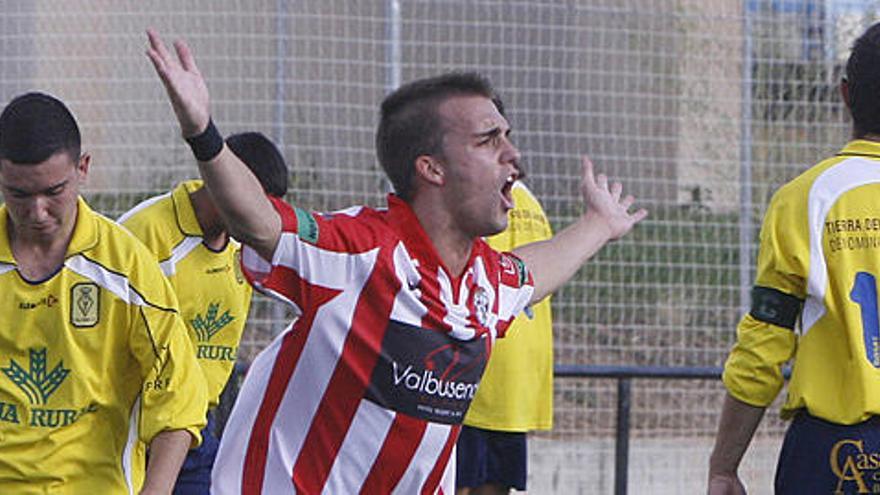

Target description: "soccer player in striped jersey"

left=0, top=92, right=208, bottom=494
left=119, top=132, right=289, bottom=495
left=146, top=28, right=646, bottom=494
left=709, top=22, right=880, bottom=494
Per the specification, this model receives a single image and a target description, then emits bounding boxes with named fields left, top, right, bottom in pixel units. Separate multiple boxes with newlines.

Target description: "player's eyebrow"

left=473, top=125, right=511, bottom=140
left=5, top=179, right=68, bottom=196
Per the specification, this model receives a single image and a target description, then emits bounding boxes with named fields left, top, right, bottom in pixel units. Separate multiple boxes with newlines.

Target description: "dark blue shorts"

left=456, top=425, right=527, bottom=491
left=173, top=412, right=219, bottom=495
left=776, top=411, right=880, bottom=494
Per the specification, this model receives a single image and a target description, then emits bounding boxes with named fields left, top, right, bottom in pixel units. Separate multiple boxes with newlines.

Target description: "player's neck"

left=8, top=216, right=75, bottom=282
left=859, top=132, right=880, bottom=143
left=197, top=212, right=228, bottom=251
left=190, top=188, right=228, bottom=250
left=431, top=232, right=474, bottom=280
left=201, top=228, right=228, bottom=251
left=410, top=195, right=474, bottom=278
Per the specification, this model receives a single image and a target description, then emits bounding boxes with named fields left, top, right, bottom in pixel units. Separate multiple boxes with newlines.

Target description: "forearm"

left=140, top=429, right=194, bottom=495
left=145, top=29, right=280, bottom=260
left=198, top=145, right=281, bottom=259
left=709, top=393, right=766, bottom=478
left=514, top=213, right=613, bottom=303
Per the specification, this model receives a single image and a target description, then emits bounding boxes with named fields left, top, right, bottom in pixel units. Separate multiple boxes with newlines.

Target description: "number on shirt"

left=850, top=271, right=880, bottom=368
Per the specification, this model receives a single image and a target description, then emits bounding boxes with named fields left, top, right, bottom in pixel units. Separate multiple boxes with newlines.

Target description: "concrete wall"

left=529, top=436, right=780, bottom=494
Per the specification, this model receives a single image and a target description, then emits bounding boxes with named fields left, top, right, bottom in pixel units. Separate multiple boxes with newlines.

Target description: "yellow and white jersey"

left=0, top=197, right=208, bottom=494
left=724, top=140, right=880, bottom=425
left=120, top=180, right=253, bottom=410
left=463, top=181, right=554, bottom=431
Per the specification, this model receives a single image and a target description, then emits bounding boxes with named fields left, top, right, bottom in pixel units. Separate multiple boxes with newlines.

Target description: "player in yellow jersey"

left=119, top=132, right=288, bottom=495
left=709, top=22, right=880, bottom=494
left=0, top=92, right=208, bottom=494
left=457, top=180, right=553, bottom=494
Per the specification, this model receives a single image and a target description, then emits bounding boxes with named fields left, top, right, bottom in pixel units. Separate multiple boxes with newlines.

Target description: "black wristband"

left=185, top=119, right=224, bottom=162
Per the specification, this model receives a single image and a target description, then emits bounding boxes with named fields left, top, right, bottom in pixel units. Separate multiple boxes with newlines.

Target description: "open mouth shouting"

left=501, top=174, right=516, bottom=211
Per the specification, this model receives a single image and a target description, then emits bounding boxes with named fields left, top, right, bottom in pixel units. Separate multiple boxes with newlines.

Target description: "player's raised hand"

left=579, top=155, right=647, bottom=241
left=145, top=28, right=210, bottom=138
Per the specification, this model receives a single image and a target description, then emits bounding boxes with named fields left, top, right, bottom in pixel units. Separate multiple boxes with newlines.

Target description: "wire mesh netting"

left=1, top=0, right=876, bottom=493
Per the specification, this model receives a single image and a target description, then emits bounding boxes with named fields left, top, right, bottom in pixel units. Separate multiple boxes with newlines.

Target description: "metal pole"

left=738, top=4, right=755, bottom=316
left=274, top=0, right=288, bottom=148
left=383, top=0, right=402, bottom=194
left=270, top=0, right=290, bottom=337
left=555, top=364, right=723, bottom=379
left=615, top=378, right=631, bottom=495
left=386, top=0, right=402, bottom=93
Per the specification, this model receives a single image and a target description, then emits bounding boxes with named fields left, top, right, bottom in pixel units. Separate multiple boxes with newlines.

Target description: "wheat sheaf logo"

left=2, top=348, right=70, bottom=405
left=191, top=302, right=234, bottom=342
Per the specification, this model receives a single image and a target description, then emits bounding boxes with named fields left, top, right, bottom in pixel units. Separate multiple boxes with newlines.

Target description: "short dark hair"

left=846, top=22, right=880, bottom=137
left=0, top=92, right=81, bottom=165
left=225, top=132, right=289, bottom=197
left=376, top=72, right=497, bottom=201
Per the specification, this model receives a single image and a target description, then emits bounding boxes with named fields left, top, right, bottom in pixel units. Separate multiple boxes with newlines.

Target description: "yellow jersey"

left=0, top=197, right=208, bottom=494
left=120, top=180, right=253, bottom=410
left=463, top=182, right=554, bottom=431
left=725, top=140, right=880, bottom=424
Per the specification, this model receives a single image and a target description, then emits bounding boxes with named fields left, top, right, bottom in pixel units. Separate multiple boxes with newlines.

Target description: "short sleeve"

left=722, top=191, right=804, bottom=406
left=494, top=251, right=535, bottom=338
left=125, top=258, right=208, bottom=447
left=132, top=303, right=209, bottom=446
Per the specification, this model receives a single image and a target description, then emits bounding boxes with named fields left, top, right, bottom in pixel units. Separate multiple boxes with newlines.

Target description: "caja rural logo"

left=191, top=302, right=237, bottom=362
left=0, top=348, right=95, bottom=427
left=3, top=348, right=68, bottom=406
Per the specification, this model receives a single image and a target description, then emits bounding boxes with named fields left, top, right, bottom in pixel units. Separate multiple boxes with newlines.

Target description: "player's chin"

left=482, top=217, right=508, bottom=238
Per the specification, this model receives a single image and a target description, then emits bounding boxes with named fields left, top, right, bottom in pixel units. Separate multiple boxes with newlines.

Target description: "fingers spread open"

left=631, top=207, right=649, bottom=223
left=146, top=47, right=165, bottom=75
left=174, top=40, right=201, bottom=75
left=580, top=156, right=596, bottom=190
left=146, top=28, right=175, bottom=67
left=610, top=181, right=623, bottom=201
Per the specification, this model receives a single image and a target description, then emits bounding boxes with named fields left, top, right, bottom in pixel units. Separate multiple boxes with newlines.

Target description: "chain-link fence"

left=1, top=1, right=874, bottom=492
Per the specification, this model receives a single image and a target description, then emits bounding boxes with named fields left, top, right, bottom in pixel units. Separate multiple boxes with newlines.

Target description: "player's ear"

left=75, top=152, right=91, bottom=181
left=841, top=76, right=852, bottom=110
left=414, top=155, right=445, bottom=187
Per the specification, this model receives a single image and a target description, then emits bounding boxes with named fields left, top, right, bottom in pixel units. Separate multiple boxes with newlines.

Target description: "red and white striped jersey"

left=213, top=195, right=534, bottom=494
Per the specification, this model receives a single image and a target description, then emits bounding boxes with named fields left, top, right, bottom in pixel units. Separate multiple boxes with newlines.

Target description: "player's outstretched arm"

left=513, top=156, right=647, bottom=304
left=145, top=28, right=281, bottom=261
left=706, top=393, right=765, bottom=495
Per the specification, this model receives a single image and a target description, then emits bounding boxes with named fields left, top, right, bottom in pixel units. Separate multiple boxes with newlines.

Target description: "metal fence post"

left=386, top=0, right=402, bottom=92
left=615, top=377, right=632, bottom=495
left=738, top=0, right=755, bottom=316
